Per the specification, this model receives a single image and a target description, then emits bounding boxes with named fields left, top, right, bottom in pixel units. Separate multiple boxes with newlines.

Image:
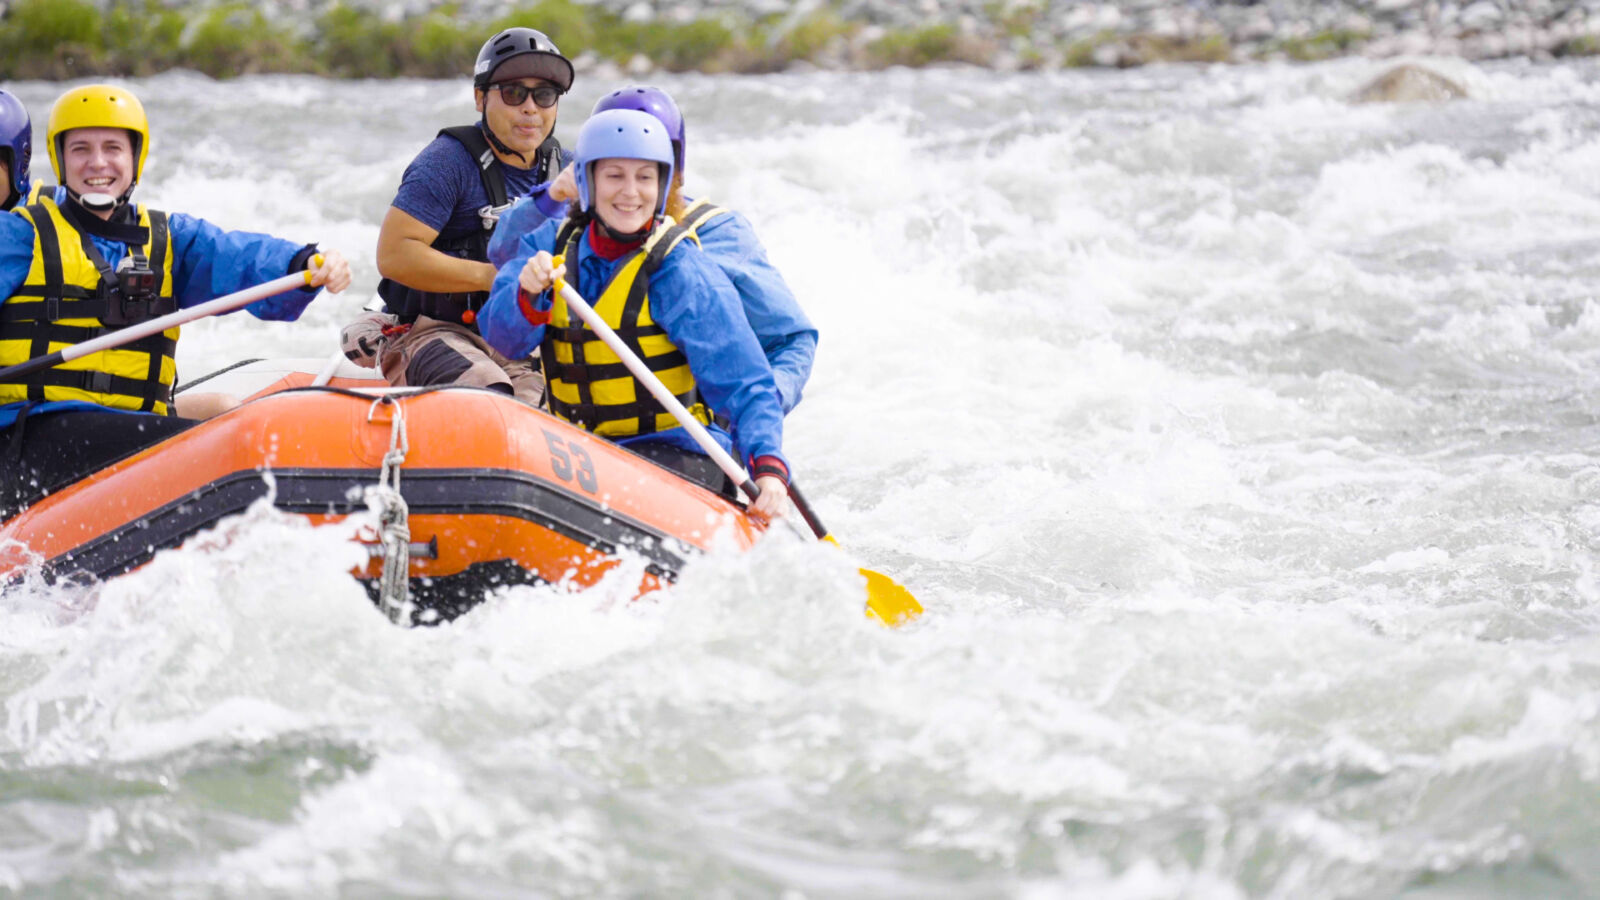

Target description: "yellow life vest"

left=544, top=200, right=729, bottom=438
left=23, top=183, right=51, bottom=204
left=0, top=197, right=179, bottom=413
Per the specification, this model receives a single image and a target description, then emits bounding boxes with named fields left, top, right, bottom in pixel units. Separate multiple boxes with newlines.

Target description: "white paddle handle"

left=60, top=266, right=318, bottom=364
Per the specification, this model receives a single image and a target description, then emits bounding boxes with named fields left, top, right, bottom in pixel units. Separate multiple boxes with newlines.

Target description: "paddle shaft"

left=553, top=277, right=762, bottom=501
left=553, top=263, right=922, bottom=623
left=0, top=267, right=317, bottom=384
left=786, top=482, right=831, bottom=541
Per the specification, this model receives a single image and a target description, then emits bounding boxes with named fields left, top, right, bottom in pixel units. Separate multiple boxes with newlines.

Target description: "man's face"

left=62, top=127, right=133, bottom=200
left=476, top=78, right=559, bottom=161
left=0, top=158, right=10, bottom=206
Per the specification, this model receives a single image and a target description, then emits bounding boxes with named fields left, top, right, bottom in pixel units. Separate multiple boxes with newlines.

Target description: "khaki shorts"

left=378, top=315, right=544, bottom=406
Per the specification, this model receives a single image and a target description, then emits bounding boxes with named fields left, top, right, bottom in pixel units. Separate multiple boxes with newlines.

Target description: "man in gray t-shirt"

left=341, top=27, right=573, bottom=404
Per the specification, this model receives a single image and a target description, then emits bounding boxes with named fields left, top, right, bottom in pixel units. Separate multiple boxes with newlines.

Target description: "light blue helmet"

left=573, top=108, right=675, bottom=218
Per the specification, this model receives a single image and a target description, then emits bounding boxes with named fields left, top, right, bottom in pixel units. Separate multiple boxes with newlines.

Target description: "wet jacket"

left=481, top=217, right=787, bottom=469
left=488, top=194, right=817, bottom=412
left=0, top=204, right=324, bottom=429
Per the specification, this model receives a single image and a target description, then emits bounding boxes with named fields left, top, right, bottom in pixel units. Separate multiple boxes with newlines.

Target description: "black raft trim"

left=24, top=466, right=692, bottom=590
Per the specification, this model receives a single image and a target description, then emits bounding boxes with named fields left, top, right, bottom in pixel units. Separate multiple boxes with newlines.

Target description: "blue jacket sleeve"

left=486, top=197, right=558, bottom=270
left=166, top=213, right=321, bottom=320
left=480, top=218, right=561, bottom=359
left=649, top=245, right=787, bottom=468
left=695, top=211, right=817, bottom=413
left=0, top=213, right=37, bottom=303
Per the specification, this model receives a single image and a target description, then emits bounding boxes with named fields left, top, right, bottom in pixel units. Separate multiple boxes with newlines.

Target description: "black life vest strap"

left=548, top=381, right=700, bottom=435
left=620, top=214, right=704, bottom=332
left=0, top=290, right=98, bottom=314
left=437, top=124, right=564, bottom=226
left=16, top=366, right=172, bottom=408
left=553, top=214, right=589, bottom=261
left=24, top=201, right=68, bottom=302
left=5, top=206, right=174, bottom=322
left=543, top=348, right=688, bottom=386
left=146, top=210, right=169, bottom=294
left=22, top=203, right=67, bottom=402
left=138, top=209, right=172, bottom=409
left=0, top=319, right=173, bottom=355
left=439, top=125, right=509, bottom=212
left=545, top=320, right=666, bottom=343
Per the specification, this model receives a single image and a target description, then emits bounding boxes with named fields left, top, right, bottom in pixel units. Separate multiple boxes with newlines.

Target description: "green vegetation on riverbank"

left=0, top=0, right=987, bottom=80
left=7, top=0, right=1600, bottom=81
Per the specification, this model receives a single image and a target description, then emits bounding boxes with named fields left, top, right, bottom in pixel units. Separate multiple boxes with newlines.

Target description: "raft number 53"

left=541, top=429, right=598, bottom=493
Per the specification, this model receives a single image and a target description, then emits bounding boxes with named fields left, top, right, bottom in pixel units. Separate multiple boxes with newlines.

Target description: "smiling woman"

left=590, top=158, right=663, bottom=234
left=479, top=107, right=794, bottom=521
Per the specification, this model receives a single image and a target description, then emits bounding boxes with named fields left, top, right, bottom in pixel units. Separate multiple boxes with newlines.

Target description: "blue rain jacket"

left=480, top=218, right=788, bottom=470
left=489, top=196, right=817, bottom=413
left=0, top=208, right=325, bottom=429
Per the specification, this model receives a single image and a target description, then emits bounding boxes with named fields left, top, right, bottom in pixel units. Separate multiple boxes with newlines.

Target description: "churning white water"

left=2, top=58, right=1599, bottom=896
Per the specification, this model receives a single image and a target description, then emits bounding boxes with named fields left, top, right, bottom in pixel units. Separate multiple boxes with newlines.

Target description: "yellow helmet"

left=46, top=84, right=150, bottom=186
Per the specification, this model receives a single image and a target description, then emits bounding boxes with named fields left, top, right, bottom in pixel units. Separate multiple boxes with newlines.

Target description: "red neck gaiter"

left=587, top=221, right=647, bottom=260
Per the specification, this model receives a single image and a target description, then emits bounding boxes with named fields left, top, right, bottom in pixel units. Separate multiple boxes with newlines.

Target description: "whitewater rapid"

left=1, top=57, right=1598, bottom=896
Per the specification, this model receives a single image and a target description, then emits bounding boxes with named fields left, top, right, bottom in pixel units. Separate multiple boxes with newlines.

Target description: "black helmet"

left=473, top=28, right=574, bottom=93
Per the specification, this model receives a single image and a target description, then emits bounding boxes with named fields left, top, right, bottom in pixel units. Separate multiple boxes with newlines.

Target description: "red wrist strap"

left=750, top=455, right=789, bottom=486
left=518, top=287, right=550, bottom=326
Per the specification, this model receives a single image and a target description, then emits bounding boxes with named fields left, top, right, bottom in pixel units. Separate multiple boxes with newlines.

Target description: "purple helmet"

left=0, top=90, right=32, bottom=209
left=592, top=85, right=685, bottom=176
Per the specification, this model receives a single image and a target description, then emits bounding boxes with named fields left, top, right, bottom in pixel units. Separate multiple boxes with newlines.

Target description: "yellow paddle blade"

left=862, top=566, right=923, bottom=626
left=819, top=535, right=923, bottom=627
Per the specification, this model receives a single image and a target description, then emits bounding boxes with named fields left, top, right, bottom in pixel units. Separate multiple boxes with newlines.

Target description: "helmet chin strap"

left=479, top=112, right=529, bottom=166
left=76, top=192, right=116, bottom=212
left=67, top=180, right=136, bottom=214
left=594, top=214, right=659, bottom=243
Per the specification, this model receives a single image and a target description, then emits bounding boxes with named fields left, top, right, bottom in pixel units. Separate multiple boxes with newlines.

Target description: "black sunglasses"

left=494, top=82, right=562, bottom=109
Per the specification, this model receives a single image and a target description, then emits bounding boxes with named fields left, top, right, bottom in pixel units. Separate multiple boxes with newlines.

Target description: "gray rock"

left=1350, top=63, right=1468, bottom=102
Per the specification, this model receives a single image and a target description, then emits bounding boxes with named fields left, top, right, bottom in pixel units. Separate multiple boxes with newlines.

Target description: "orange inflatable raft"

left=0, top=359, right=764, bottom=622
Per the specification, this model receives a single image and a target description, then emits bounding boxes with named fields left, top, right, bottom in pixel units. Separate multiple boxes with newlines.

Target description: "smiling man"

left=0, top=84, right=351, bottom=519
left=351, top=27, right=574, bottom=403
